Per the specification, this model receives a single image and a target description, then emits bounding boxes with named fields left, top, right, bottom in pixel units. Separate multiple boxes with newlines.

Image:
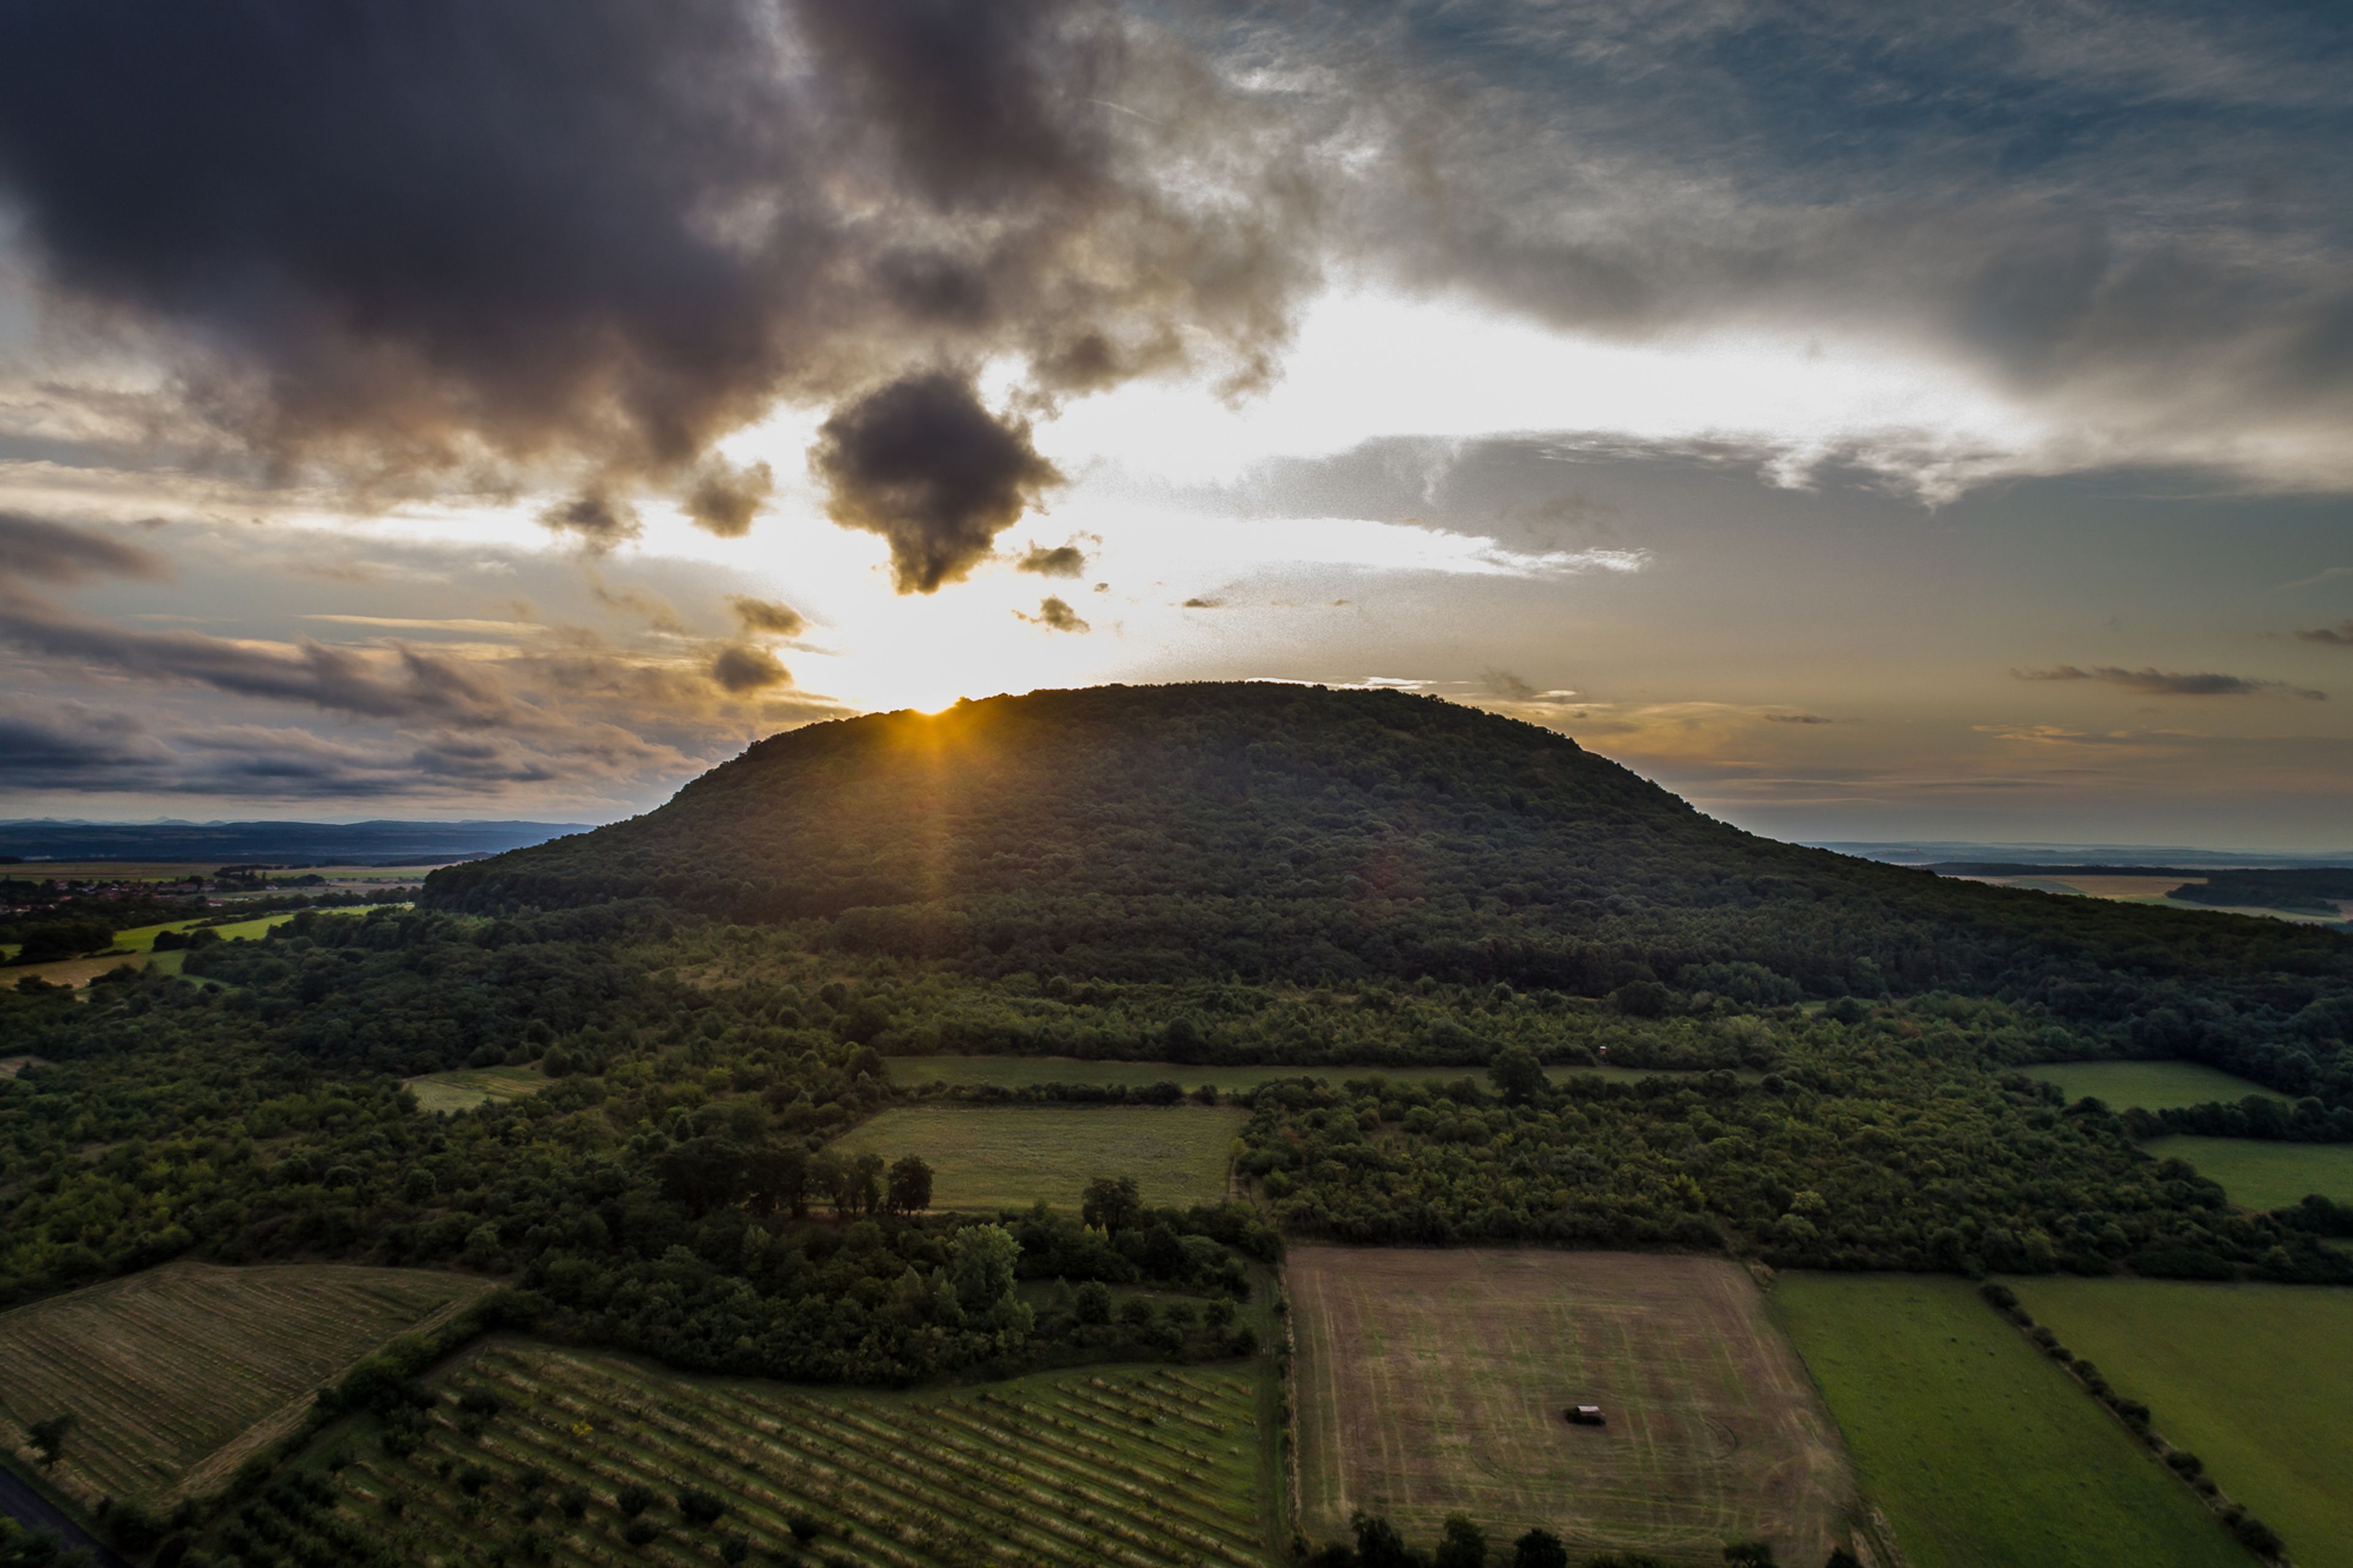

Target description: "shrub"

left=677, top=1487, right=727, bottom=1527
left=621, top=1518, right=659, bottom=1547
left=1511, top=1527, right=1569, bottom=1568
left=616, top=1483, right=654, bottom=1518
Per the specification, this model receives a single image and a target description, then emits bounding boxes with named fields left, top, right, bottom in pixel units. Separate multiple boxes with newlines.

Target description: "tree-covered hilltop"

left=428, top=682, right=2353, bottom=1104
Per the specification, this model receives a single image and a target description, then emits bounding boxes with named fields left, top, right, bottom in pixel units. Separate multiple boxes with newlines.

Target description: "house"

left=1567, top=1405, right=1605, bottom=1426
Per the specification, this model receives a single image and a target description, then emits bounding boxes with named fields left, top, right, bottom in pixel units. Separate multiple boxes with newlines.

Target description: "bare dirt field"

left=0, top=1260, right=490, bottom=1510
left=1289, top=1248, right=1854, bottom=1563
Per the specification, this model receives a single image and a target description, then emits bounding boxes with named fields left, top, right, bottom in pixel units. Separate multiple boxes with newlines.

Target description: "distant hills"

left=426, top=684, right=2351, bottom=1043
left=0, top=818, right=592, bottom=865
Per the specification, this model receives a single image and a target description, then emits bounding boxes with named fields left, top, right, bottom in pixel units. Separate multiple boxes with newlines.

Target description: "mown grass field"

left=832, top=1105, right=1246, bottom=1210
left=2012, top=1278, right=2353, bottom=1568
left=885, top=1056, right=1756, bottom=1092
left=2143, top=1135, right=2353, bottom=1209
left=2025, top=1061, right=2288, bottom=1111
left=1289, top=1248, right=1850, bottom=1562
left=0, top=1262, right=490, bottom=1509
left=402, top=1063, right=551, bottom=1114
left=243, top=1340, right=1275, bottom=1568
left=1770, top=1273, right=2249, bottom=1568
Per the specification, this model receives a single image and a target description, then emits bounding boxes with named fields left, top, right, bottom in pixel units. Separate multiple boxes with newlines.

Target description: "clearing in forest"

left=2025, top=1061, right=2288, bottom=1112
left=831, top=1104, right=1246, bottom=1210
left=0, top=1260, right=490, bottom=1510
left=1772, top=1273, right=2249, bottom=1568
left=2143, top=1134, right=2353, bottom=1210
left=1287, top=1248, right=1851, bottom=1562
left=2015, top=1277, right=2353, bottom=1568
left=401, top=1062, right=551, bottom=1115
left=246, top=1341, right=1276, bottom=1568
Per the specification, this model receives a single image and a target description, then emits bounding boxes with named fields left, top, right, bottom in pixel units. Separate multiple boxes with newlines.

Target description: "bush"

left=621, top=1518, right=659, bottom=1547
left=676, top=1487, right=727, bottom=1526
left=616, top=1483, right=654, bottom=1518
left=1511, top=1528, right=1569, bottom=1568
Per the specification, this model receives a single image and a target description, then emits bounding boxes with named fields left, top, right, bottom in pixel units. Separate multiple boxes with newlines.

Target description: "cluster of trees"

left=422, top=683, right=2353, bottom=1115
left=1303, top=1511, right=1840, bottom=1568
left=1237, top=1015, right=2351, bottom=1282
left=2128, top=1094, right=2353, bottom=1143
left=5, top=918, right=115, bottom=965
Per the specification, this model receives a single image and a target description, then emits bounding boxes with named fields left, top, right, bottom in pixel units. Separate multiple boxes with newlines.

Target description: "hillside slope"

left=426, top=684, right=2350, bottom=1078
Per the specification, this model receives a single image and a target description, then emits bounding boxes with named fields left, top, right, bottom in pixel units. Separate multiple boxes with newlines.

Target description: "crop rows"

left=219, top=1343, right=1272, bottom=1568
left=0, top=1262, right=486, bottom=1507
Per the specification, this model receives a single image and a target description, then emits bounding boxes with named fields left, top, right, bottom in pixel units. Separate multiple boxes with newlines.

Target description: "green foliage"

left=423, top=684, right=2353, bottom=1113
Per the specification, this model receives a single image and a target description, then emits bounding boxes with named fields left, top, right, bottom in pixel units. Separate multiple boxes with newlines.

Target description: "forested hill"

left=425, top=685, right=2350, bottom=1061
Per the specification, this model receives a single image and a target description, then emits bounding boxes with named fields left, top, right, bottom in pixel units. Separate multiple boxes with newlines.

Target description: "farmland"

left=1288, top=1247, right=1851, bottom=1562
left=885, top=1056, right=1753, bottom=1093
left=2025, top=1061, right=2288, bottom=1111
left=238, top=1340, right=1276, bottom=1568
left=2143, top=1135, right=2353, bottom=1209
left=831, top=1105, right=1247, bottom=1210
left=402, top=1062, right=551, bottom=1115
left=2012, top=1278, right=2353, bottom=1568
left=1770, top=1273, right=2248, bottom=1568
left=0, top=1262, right=491, bottom=1510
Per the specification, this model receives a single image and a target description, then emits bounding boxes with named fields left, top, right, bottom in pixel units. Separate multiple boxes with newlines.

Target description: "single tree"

left=1512, top=1526, right=1570, bottom=1568
left=28, top=1412, right=74, bottom=1468
left=887, top=1154, right=934, bottom=1216
left=1081, top=1174, right=1144, bottom=1236
left=1488, top=1046, right=1547, bottom=1105
left=1433, top=1513, right=1486, bottom=1568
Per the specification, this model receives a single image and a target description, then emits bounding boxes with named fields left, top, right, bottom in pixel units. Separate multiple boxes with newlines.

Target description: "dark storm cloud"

left=683, top=460, right=775, bottom=538
left=811, top=371, right=1065, bottom=592
left=1018, top=542, right=1089, bottom=578
left=728, top=596, right=808, bottom=638
left=0, top=512, right=169, bottom=583
left=709, top=643, right=790, bottom=692
left=2296, top=622, right=2353, bottom=646
left=0, top=0, right=1314, bottom=527
left=2015, top=665, right=2327, bottom=700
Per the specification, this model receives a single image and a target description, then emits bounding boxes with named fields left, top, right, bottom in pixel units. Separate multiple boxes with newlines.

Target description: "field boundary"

left=1977, top=1284, right=2287, bottom=1564
left=168, top=1286, right=488, bottom=1505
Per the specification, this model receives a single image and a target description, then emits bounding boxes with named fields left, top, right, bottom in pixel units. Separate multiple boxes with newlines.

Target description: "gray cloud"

left=0, top=511, right=169, bottom=583
left=728, top=596, right=808, bottom=637
left=539, top=491, right=642, bottom=553
left=2295, top=621, right=2353, bottom=646
left=683, top=459, right=775, bottom=538
left=1017, top=542, right=1089, bottom=578
left=1764, top=713, right=1838, bottom=725
left=2015, top=664, right=2327, bottom=700
left=710, top=643, right=790, bottom=692
left=811, top=370, right=1065, bottom=592
left=1017, top=596, right=1089, bottom=632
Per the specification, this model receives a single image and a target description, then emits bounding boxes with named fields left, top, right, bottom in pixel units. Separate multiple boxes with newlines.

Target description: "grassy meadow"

left=258, top=1340, right=1276, bottom=1568
left=401, top=1063, right=551, bottom=1115
left=4, top=906, right=406, bottom=987
left=2025, top=1061, right=2289, bottom=1111
left=1289, top=1248, right=1851, bottom=1562
left=830, top=1104, right=1245, bottom=1210
left=0, top=1262, right=490, bottom=1510
left=885, top=1055, right=1757, bottom=1093
left=1771, top=1273, right=2248, bottom=1568
left=2013, top=1278, right=2353, bottom=1568
left=2142, top=1135, right=2353, bottom=1209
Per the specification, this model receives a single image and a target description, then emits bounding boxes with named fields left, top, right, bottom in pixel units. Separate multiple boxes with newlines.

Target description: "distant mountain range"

left=0, top=819, right=595, bottom=865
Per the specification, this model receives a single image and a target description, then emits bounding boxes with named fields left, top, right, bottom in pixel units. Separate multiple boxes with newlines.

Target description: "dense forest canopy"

left=430, top=683, right=2353, bottom=1104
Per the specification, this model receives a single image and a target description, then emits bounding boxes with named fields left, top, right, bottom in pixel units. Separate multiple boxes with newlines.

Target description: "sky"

left=0, top=0, right=2348, bottom=848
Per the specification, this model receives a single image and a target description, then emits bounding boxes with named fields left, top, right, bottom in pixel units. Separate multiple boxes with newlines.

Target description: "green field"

left=1289, top=1248, right=1852, bottom=1562
left=4, top=906, right=406, bottom=986
left=2143, top=1135, right=2353, bottom=1210
left=1770, top=1274, right=2248, bottom=1568
left=242, top=1340, right=1275, bottom=1568
left=2025, top=1061, right=2289, bottom=1111
left=402, top=1063, right=551, bottom=1115
left=831, top=1105, right=1246, bottom=1210
left=885, top=1056, right=1756, bottom=1093
left=2013, top=1278, right=2353, bottom=1568
left=0, top=1262, right=490, bottom=1510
